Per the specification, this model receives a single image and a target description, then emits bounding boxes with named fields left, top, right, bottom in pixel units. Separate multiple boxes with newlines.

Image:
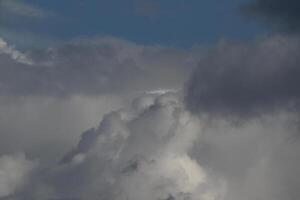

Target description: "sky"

left=1, top=0, right=300, bottom=200
left=0, top=0, right=266, bottom=47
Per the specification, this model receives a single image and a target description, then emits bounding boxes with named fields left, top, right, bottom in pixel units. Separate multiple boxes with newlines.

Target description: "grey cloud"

left=243, top=0, right=300, bottom=32
left=0, top=37, right=199, bottom=96
left=185, top=35, right=300, bottom=118
left=60, top=128, right=97, bottom=164
left=184, top=33, right=300, bottom=200
left=0, top=95, right=122, bottom=165
left=3, top=91, right=300, bottom=200
left=11, top=93, right=223, bottom=200
left=189, top=113, right=300, bottom=200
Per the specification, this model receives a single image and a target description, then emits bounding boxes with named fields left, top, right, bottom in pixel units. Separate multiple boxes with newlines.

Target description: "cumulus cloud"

left=55, top=92, right=223, bottom=200
left=243, top=0, right=300, bottom=32
left=0, top=37, right=199, bottom=96
left=0, top=37, right=202, bottom=199
left=8, top=93, right=224, bottom=200
left=4, top=86, right=299, bottom=200
left=2, top=90, right=300, bottom=200
left=0, top=32, right=300, bottom=200
left=185, top=35, right=300, bottom=118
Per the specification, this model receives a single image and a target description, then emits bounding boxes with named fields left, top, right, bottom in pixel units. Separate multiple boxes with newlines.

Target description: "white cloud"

left=0, top=38, right=32, bottom=65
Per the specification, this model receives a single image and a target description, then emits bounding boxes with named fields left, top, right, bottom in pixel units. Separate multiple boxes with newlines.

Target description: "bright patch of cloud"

left=0, top=153, right=36, bottom=198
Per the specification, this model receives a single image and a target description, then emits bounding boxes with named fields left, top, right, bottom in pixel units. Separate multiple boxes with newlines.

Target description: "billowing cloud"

left=0, top=37, right=199, bottom=96
left=0, top=36, right=200, bottom=195
left=8, top=92, right=224, bottom=200
left=0, top=32, right=300, bottom=200
left=185, top=35, right=300, bottom=118
left=0, top=8, right=299, bottom=199
left=243, top=0, right=300, bottom=32
left=53, top=92, right=223, bottom=200
left=4, top=87, right=300, bottom=200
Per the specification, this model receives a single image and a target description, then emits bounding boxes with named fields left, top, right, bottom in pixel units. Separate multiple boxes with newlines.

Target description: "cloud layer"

left=0, top=37, right=199, bottom=96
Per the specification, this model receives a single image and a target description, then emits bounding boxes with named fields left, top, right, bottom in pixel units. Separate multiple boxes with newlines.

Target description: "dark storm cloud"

left=243, top=0, right=300, bottom=32
left=185, top=35, right=300, bottom=117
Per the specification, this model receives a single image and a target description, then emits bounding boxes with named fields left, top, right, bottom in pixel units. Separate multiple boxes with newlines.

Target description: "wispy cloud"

left=0, top=0, right=52, bottom=18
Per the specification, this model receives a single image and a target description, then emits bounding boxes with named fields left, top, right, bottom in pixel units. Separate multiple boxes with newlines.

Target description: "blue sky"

left=0, top=0, right=266, bottom=47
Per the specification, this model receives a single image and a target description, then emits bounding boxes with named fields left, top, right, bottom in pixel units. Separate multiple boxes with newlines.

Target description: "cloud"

left=0, top=37, right=200, bottom=96
left=7, top=92, right=224, bottom=200
left=183, top=33, right=300, bottom=200
left=0, top=153, right=36, bottom=198
left=1, top=90, right=299, bottom=200
left=185, top=35, right=300, bottom=118
left=189, top=112, right=300, bottom=200
left=243, top=0, right=300, bottom=32
left=1, top=19, right=299, bottom=200
left=0, top=0, right=55, bottom=48
left=56, top=92, right=221, bottom=200
left=0, top=38, right=32, bottom=64
left=0, top=94, right=123, bottom=164
left=0, top=0, right=51, bottom=19
left=5, top=90, right=300, bottom=200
